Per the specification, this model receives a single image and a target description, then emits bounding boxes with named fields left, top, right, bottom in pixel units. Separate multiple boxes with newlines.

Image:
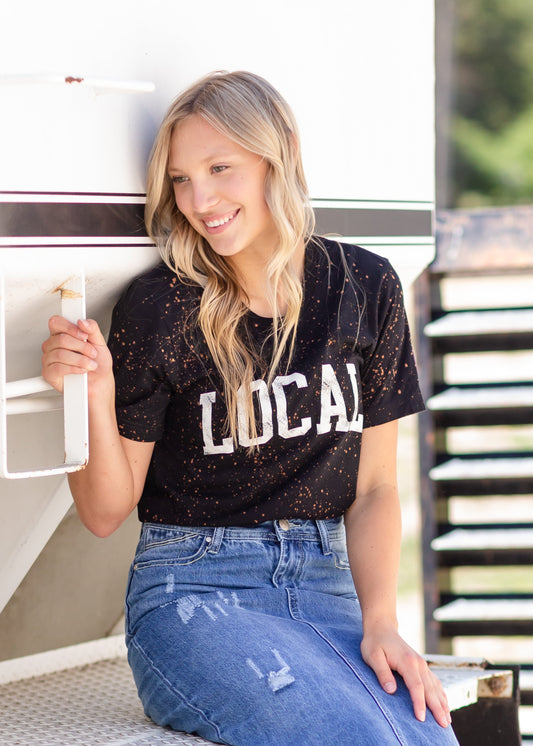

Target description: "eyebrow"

left=167, top=148, right=240, bottom=174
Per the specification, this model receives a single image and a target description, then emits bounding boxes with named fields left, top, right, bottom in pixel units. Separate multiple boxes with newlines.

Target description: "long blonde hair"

left=145, top=71, right=315, bottom=446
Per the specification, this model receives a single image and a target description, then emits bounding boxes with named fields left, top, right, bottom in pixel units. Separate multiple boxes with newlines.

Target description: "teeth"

left=205, top=213, right=235, bottom=228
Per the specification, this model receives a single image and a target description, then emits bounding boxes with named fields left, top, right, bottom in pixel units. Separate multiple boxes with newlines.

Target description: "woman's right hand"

left=41, top=316, right=113, bottom=397
left=42, top=316, right=151, bottom=537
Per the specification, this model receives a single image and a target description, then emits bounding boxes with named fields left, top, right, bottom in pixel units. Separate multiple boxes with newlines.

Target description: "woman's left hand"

left=361, top=623, right=452, bottom=728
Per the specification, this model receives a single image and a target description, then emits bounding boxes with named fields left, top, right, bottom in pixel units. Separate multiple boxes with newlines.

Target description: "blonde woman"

left=42, top=71, right=458, bottom=745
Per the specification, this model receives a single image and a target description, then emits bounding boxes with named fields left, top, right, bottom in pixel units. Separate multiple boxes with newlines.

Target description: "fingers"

left=364, top=646, right=397, bottom=695
left=396, top=654, right=452, bottom=728
left=77, top=318, right=108, bottom=346
left=42, top=316, right=102, bottom=392
left=424, top=668, right=452, bottom=728
left=398, top=654, right=428, bottom=722
left=363, top=634, right=452, bottom=729
left=47, top=314, right=89, bottom=340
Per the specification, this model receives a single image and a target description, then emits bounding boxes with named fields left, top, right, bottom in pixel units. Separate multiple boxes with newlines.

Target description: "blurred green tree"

left=451, top=0, right=533, bottom=206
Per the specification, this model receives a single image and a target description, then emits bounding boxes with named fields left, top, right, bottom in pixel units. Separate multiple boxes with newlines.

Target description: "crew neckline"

left=245, top=238, right=322, bottom=323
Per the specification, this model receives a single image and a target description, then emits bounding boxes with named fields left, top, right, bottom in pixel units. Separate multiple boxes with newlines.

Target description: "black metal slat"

left=421, top=208, right=533, bottom=743
left=430, top=331, right=533, bottom=354
left=437, top=522, right=533, bottom=533
left=435, top=477, right=533, bottom=498
left=437, top=594, right=533, bottom=636
left=439, top=592, right=533, bottom=603
left=433, top=407, right=533, bottom=428
left=439, top=619, right=533, bottom=636
left=432, top=453, right=533, bottom=496
left=433, top=524, right=533, bottom=566
left=437, top=548, right=533, bottom=567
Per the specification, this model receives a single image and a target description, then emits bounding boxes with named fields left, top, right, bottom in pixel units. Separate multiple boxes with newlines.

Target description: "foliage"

left=450, top=0, right=533, bottom=206
left=453, top=106, right=533, bottom=206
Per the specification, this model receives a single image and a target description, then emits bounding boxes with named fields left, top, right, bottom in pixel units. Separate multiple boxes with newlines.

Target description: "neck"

left=228, top=240, right=305, bottom=318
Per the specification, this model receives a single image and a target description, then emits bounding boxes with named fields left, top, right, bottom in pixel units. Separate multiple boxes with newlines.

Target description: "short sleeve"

left=361, top=262, right=425, bottom=427
left=108, top=282, right=173, bottom=442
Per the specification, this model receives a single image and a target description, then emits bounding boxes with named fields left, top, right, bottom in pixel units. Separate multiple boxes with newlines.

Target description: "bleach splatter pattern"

left=108, top=237, right=424, bottom=527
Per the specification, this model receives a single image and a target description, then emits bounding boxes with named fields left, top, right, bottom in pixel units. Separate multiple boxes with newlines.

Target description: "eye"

left=212, top=165, right=228, bottom=174
left=171, top=175, right=188, bottom=185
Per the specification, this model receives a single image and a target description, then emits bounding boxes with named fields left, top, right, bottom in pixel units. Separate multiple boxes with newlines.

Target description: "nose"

left=191, top=178, right=219, bottom=214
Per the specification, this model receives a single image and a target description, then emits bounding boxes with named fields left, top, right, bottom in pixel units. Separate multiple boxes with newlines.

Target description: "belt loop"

left=208, top=526, right=225, bottom=554
left=316, top=520, right=332, bottom=556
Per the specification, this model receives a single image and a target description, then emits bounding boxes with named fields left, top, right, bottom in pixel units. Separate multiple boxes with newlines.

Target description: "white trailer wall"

left=0, top=0, right=435, bottom=658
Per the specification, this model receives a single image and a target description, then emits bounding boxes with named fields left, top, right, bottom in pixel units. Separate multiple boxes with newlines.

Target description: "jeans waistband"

left=140, top=517, right=344, bottom=557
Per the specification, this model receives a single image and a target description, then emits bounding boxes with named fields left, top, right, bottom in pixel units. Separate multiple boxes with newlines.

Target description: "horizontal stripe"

left=314, top=207, right=432, bottom=238
left=0, top=201, right=146, bottom=238
left=0, top=198, right=433, bottom=240
left=311, top=199, right=433, bottom=210
left=0, top=192, right=146, bottom=204
left=0, top=239, right=155, bottom=248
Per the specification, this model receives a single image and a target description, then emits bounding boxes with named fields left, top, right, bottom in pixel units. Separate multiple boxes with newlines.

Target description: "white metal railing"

left=0, top=272, right=89, bottom=478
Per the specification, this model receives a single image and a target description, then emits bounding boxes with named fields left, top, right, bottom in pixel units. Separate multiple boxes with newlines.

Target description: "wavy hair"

left=145, top=71, right=315, bottom=446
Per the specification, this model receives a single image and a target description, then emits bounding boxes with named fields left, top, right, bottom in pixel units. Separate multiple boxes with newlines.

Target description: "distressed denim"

left=125, top=518, right=458, bottom=746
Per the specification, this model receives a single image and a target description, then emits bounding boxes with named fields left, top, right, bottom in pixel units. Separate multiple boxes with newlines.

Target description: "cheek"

left=173, top=192, right=190, bottom=218
left=247, top=179, right=270, bottom=215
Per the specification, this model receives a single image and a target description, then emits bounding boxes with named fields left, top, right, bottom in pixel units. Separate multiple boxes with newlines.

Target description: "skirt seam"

left=129, top=636, right=227, bottom=744
left=285, top=588, right=407, bottom=746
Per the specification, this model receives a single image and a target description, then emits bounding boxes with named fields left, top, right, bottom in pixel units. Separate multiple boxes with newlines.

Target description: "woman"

left=42, top=71, right=458, bottom=745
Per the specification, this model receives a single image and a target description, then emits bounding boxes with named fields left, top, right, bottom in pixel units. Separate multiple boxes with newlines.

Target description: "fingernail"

left=384, top=682, right=396, bottom=694
left=416, top=710, right=426, bottom=722
left=79, top=319, right=90, bottom=329
left=88, top=360, right=98, bottom=370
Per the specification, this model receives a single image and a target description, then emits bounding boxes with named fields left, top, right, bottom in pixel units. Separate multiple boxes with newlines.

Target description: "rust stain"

left=59, top=288, right=83, bottom=299
left=65, top=76, right=84, bottom=84
left=486, top=674, right=509, bottom=696
left=52, top=280, right=83, bottom=300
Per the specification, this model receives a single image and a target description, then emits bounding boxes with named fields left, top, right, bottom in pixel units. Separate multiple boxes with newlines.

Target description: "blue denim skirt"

left=125, top=518, right=458, bottom=746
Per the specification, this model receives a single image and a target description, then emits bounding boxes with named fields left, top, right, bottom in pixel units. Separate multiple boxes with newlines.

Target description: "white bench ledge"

left=0, top=634, right=127, bottom=685
left=424, top=655, right=514, bottom=711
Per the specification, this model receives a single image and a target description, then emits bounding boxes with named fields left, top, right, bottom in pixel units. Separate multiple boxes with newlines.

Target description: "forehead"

left=168, top=114, right=250, bottom=168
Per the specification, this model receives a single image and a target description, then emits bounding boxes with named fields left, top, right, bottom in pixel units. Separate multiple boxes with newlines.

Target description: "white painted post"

left=0, top=271, right=88, bottom=478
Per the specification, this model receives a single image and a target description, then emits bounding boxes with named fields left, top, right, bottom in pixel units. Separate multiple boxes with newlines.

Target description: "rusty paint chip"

left=52, top=280, right=83, bottom=300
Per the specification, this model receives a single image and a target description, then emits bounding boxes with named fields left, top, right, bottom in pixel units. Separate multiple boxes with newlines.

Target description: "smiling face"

left=168, top=114, right=278, bottom=266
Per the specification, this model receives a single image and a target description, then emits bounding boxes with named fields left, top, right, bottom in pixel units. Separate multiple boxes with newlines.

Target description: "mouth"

left=203, top=210, right=239, bottom=232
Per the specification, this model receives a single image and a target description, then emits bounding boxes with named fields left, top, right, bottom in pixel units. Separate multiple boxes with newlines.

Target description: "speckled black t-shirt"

left=108, top=237, right=424, bottom=526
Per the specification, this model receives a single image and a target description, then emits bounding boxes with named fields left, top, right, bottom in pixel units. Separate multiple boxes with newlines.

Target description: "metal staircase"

left=415, top=206, right=533, bottom=742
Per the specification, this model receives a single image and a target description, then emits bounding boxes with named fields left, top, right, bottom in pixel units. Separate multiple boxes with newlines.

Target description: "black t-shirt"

left=108, top=237, right=424, bottom=526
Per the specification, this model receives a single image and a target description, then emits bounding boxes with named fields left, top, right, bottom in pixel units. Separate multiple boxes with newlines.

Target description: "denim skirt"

left=125, top=517, right=458, bottom=746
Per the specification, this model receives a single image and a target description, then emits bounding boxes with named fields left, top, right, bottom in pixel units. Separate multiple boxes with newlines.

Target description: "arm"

left=42, top=316, right=154, bottom=537
left=345, top=420, right=451, bottom=728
